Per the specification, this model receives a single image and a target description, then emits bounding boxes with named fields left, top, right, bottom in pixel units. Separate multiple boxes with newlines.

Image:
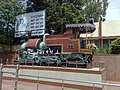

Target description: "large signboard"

left=15, top=10, right=46, bottom=38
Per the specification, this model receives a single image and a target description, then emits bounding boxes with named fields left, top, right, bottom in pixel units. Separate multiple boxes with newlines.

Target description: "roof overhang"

left=66, top=23, right=96, bottom=33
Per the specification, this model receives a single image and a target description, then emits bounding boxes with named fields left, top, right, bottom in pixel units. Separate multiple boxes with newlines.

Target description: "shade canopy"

left=66, top=23, right=96, bottom=33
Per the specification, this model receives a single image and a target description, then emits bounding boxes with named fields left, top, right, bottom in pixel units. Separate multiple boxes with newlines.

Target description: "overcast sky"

left=105, top=0, right=120, bottom=21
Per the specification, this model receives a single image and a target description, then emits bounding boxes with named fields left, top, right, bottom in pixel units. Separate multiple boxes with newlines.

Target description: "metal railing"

left=0, top=64, right=120, bottom=90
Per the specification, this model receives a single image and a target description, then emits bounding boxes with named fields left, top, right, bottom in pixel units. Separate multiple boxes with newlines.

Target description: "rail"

left=0, top=64, right=120, bottom=90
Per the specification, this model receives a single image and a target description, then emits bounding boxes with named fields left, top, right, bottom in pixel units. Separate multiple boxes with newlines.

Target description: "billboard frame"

left=14, top=10, right=46, bottom=38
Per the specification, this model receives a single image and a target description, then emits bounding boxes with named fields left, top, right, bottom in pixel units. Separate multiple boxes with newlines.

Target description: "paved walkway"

left=2, top=80, right=79, bottom=90
left=103, top=81, right=120, bottom=90
left=2, top=80, right=120, bottom=90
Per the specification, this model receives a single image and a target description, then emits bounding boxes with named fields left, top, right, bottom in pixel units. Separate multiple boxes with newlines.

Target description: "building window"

left=94, top=39, right=99, bottom=48
left=103, top=39, right=109, bottom=49
left=67, top=44, right=74, bottom=48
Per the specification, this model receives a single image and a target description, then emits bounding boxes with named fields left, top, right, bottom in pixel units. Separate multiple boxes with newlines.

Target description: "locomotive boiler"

left=16, top=23, right=96, bottom=67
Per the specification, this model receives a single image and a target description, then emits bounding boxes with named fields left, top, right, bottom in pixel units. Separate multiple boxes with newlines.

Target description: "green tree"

left=0, top=0, right=24, bottom=52
left=110, top=38, right=120, bottom=54
left=83, top=0, right=109, bottom=22
left=26, top=0, right=48, bottom=12
left=47, top=1, right=84, bottom=33
left=57, top=0, right=109, bottom=22
left=26, top=0, right=109, bottom=34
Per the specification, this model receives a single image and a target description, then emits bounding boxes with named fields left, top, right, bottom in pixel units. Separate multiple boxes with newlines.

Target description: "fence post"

left=66, top=62, right=67, bottom=67
left=0, top=63, right=3, bottom=90
left=36, top=77, right=39, bottom=90
left=62, top=79, right=64, bottom=90
left=76, top=60, right=77, bottom=69
left=12, top=59, right=14, bottom=65
left=93, top=83, right=95, bottom=90
left=0, top=59, right=2, bottom=64
left=40, top=61, right=41, bottom=66
left=6, top=59, right=9, bottom=65
left=14, top=64, right=19, bottom=90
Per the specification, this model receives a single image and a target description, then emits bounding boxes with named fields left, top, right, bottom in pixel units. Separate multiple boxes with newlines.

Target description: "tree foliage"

left=0, top=0, right=109, bottom=52
left=46, top=1, right=84, bottom=33
left=0, top=0, right=24, bottom=52
left=83, top=0, right=109, bottom=22
left=26, top=0, right=109, bottom=34
left=110, top=38, right=120, bottom=54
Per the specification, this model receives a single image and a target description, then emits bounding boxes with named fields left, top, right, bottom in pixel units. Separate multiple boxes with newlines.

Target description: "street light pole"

left=99, top=20, right=102, bottom=48
left=99, top=16, right=105, bottom=48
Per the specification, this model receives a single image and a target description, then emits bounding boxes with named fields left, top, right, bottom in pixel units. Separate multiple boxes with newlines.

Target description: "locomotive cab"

left=66, top=23, right=95, bottom=49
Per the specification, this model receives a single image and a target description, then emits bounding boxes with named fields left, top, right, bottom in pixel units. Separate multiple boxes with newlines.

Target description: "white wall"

left=93, top=20, right=120, bottom=37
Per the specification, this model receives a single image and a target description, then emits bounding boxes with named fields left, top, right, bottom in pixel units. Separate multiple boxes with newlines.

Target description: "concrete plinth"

left=2, top=65, right=106, bottom=90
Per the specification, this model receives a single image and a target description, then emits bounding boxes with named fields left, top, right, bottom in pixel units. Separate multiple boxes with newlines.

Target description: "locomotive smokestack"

left=43, top=33, right=49, bottom=42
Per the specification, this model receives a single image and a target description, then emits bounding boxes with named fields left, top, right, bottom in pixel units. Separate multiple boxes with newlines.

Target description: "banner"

left=15, top=10, right=46, bottom=37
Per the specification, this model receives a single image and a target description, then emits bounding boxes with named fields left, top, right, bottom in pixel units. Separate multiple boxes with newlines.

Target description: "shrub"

left=110, top=38, right=120, bottom=54
left=95, top=48, right=110, bottom=54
